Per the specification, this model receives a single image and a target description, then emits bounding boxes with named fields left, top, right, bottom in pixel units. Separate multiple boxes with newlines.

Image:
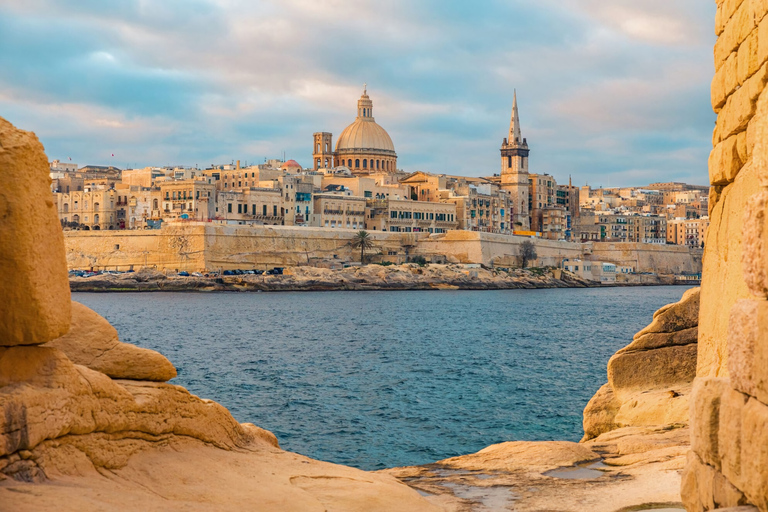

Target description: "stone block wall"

left=682, top=1, right=768, bottom=510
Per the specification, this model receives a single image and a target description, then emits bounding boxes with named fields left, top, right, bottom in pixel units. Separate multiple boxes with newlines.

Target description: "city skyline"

left=1, top=0, right=715, bottom=186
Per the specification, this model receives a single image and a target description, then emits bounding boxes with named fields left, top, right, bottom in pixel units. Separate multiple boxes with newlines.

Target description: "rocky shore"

left=68, top=264, right=681, bottom=292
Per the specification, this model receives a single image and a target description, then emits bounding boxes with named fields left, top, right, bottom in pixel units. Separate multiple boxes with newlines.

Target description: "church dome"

left=335, top=89, right=396, bottom=156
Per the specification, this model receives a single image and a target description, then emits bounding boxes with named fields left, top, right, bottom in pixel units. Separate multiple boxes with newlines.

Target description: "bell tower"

left=313, top=132, right=333, bottom=170
left=500, top=90, right=530, bottom=229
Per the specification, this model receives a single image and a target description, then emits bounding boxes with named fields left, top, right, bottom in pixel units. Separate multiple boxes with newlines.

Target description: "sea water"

left=74, top=286, right=691, bottom=470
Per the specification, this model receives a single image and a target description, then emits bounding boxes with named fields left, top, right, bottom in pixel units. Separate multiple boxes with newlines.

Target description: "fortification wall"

left=416, top=230, right=583, bottom=267
left=589, top=242, right=702, bottom=274
left=64, top=225, right=700, bottom=273
left=65, top=225, right=207, bottom=271
left=682, top=1, right=768, bottom=510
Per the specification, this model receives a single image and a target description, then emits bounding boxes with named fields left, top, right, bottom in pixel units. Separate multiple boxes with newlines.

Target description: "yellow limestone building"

left=499, top=91, right=531, bottom=229
left=313, top=86, right=398, bottom=174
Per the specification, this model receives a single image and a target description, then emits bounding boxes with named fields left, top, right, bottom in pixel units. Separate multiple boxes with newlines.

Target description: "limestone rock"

left=0, top=117, right=70, bottom=346
left=44, top=302, right=176, bottom=382
left=681, top=451, right=747, bottom=512
left=690, top=377, right=728, bottom=470
left=613, top=386, right=691, bottom=429
left=742, top=191, right=768, bottom=297
left=699, top=130, right=761, bottom=379
left=727, top=299, right=768, bottom=403
left=719, top=387, right=750, bottom=493
left=633, top=287, right=700, bottom=339
left=607, top=343, right=697, bottom=397
left=618, top=326, right=697, bottom=354
left=582, top=383, right=620, bottom=441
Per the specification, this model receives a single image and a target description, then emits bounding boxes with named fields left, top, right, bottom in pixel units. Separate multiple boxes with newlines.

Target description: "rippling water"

left=73, top=286, right=691, bottom=470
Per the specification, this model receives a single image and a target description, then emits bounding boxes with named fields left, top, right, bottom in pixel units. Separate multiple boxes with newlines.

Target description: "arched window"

left=376, top=160, right=380, bottom=170
left=363, top=160, right=367, bottom=169
left=63, top=203, right=69, bottom=213
left=355, top=159, right=360, bottom=168
left=369, top=159, right=373, bottom=169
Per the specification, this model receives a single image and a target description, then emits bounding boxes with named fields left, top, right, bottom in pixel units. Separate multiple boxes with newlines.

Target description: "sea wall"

left=681, top=1, right=768, bottom=510
left=64, top=224, right=700, bottom=273
left=589, top=242, right=703, bottom=274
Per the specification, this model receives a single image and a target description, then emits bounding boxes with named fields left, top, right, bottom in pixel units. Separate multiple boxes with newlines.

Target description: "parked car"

left=191, top=272, right=203, bottom=277
left=254, top=270, right=264, bottom=275
left=178, top=271, right=190, bottom=277
left=222, top=270, right=234, bottom=276
left=265, top=267, right=284, bottom=275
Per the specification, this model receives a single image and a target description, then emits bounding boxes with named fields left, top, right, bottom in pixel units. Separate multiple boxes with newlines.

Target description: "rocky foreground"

left=69, top=264, right=614, bottom=292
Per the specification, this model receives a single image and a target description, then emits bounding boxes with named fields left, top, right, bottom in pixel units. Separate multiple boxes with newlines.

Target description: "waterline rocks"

left=582, top=287, right=699, bottom=441
left=44, top=301, right=177, bottom=382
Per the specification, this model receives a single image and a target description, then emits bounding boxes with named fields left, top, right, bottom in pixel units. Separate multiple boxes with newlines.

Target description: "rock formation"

left=681, top=1, right=768, bottom=511
left=582, top=287, right=699, bottom=440
left=0, top=117, right=438, bottom=511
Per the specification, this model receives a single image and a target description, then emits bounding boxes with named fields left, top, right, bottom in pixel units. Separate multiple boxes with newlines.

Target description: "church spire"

left=509, top=89, right=522, bottom=145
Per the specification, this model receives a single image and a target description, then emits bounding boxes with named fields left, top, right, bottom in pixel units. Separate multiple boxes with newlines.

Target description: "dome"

left=335, top=119, right=395, bottom=154
left=281, top=159, right=302, bottom=170
left=335, top=88, right=396, bottom=156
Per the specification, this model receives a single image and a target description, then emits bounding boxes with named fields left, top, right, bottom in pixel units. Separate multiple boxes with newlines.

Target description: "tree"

left=350, top=230, right=375, bottom=264
left=520, top=240, right=537, bottom=268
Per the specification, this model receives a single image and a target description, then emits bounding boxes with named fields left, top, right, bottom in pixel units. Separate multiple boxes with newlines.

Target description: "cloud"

left=0, top=0, right=717, bottom=186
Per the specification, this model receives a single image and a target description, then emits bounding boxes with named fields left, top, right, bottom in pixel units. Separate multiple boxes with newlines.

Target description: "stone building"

left=216, top=188, right=284, bottom=225
left=598, top=213, right=667, bottom=244
left=55, top=185, right=120, bottom=230
left=667, top=216, right=710, bottom=248
left=312, top=86, right=398, bottom=175
left=159, top=179, right=216, bottom=221
left=365, top=197, right=457, bottom=233
left=312, top=193, right=367, bottom=230
left=499, top=91, right=530, bottom=229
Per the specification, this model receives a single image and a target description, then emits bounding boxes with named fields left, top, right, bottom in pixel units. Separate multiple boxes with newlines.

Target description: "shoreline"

left=69, top=264, right=694, bottom=293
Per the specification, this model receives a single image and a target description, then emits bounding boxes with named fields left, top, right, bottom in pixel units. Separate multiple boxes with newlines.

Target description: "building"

left=312, top=86, right=398, bottom=174
left=528, top=173, right=559, bottom=232
left=366, top=198, right=457, bottom=233
left=159, top=180, right=216, bottom=221
left=562, top=259, right=617, bottom=283
left=598, top=213, right=667, bottom=244
left=55, top=186, right=120, bottom=230
left=499, top=91, right=530, bottom=229
left=216, top=188, right=284, bottom=225
left=667, top=216, right=710, bottom=247
left=311, top=193, right=367, bottom=230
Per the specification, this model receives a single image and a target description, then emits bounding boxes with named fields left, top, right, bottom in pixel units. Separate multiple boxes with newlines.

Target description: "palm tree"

left=350, top=230, right=375, bottom=264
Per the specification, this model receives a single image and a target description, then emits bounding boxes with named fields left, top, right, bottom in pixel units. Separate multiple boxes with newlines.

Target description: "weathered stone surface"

left=618, top=326, right=697, bottom=354
left=0, top=117, right=70, bottom=346
left=710, top=133, right=746, bottom=185
left=634, top=287, right=700, bottom=339
left=681, top=451, right=747, bottom=512
left=727, top=300, right=767, bottom=400
left=391, top=426, right=689, bottom=512
left=699, top=159, right=759, bottom=378
left=738, top=397, right=768, bottom=510
left=719, top=387, right=750, bottom=493
left=743, top=192, right=768, bottom=297
left=690, top=377, right=728, bottom=470
left=608, top=343, right=697, bottom=397
left=44, top=302, right=177, bottom=382
left=581, top=383, right=620, bottom=441
left=613, top=386, right=691, bottom=431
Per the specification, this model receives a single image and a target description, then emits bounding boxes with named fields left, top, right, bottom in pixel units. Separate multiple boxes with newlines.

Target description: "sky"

left=0, top=0, right=717, bottom=187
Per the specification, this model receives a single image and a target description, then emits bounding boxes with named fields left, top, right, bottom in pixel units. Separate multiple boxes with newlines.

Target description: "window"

left=263, top=205, right=267, bottom=216
left=237, top=204, right=242, bottom=214
left=228, top=204, right=232, bottom=213
left=363, top=160, right=367, bottom=169
left=273, top=205, right=278, bottom=216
